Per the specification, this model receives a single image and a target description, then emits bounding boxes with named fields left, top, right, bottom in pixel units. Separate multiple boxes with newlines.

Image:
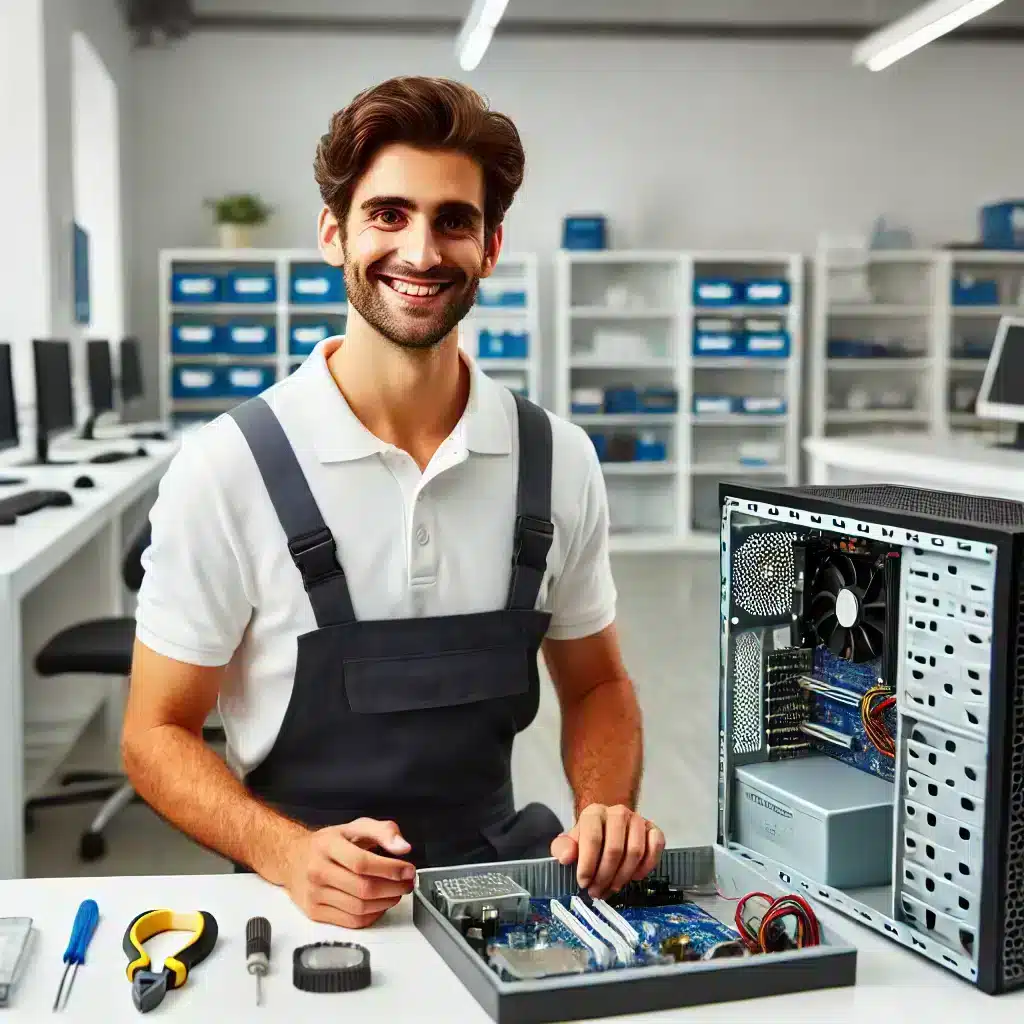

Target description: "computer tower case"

left=718, top=480, right=1024, bottom=993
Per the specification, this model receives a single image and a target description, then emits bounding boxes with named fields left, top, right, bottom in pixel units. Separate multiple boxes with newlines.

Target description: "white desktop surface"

left=0, top=872, right=1020, bottom=1022
left=804, top=432, right=1024, bottom=498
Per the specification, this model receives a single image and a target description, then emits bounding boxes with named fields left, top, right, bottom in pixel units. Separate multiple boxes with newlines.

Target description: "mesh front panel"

left=778, top=485, right=1024, bottom=529
left=1002, top=562, right=1024, bottom=986
left=732, top=631, right=762, bottom=755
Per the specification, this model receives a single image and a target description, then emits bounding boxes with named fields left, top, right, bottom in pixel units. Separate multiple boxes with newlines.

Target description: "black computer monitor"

left=0, top=343, right=24, bottom=485
left=32, top=339, right=76, bottom=465
left=120, top=337, right=143, bottom=406
left=83, top=339, right=114, bottom=440
left=977, top=316, right=1024, bottom=449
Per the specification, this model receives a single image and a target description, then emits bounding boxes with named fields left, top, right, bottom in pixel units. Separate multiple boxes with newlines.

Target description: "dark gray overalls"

left=226, top=391, right=564, bottom=870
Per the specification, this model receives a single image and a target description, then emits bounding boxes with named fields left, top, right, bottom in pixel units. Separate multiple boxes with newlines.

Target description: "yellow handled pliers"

left=123, top=909, right=218, bottom=1013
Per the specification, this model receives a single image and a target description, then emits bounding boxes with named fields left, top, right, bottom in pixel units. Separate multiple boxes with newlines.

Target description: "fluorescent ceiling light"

left=456, top=0, right=509, bottom=71
left=853, top=0, right=1006, bottom=71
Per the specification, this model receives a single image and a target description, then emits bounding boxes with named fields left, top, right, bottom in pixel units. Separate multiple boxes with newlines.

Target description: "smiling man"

left=122, top=76, right=664, bottom=929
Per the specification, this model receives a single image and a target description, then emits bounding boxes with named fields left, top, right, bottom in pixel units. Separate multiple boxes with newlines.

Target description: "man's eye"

left=375, top=209, right=403, bottom=226
left=440, top=216, right=469, bottom=231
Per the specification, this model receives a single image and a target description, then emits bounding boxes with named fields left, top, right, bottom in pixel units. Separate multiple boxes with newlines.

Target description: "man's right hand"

left=283, top=818, right=417, bottom=928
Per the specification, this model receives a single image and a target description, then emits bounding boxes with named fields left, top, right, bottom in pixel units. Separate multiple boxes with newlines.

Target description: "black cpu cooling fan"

left=809, top=553, right=886, bottom=662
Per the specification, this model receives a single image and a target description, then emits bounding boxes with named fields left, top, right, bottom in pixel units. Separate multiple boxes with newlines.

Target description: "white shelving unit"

left=810, top=247, right=943, bottom=440
left=554, top=250, right=803, bottom=553
left=940, top=248, right=1024, bottom=440
left=158, top=248, right=542, bottom=424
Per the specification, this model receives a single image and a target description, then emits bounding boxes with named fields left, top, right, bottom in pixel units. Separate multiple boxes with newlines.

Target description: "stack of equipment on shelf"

left=980, top=201, right=1024, bottom=250
left=718, top=479, right=1024, bottom=995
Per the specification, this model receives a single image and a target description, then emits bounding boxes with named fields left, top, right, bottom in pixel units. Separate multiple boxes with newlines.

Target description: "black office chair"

left=28, top=521, right=225, bottom=861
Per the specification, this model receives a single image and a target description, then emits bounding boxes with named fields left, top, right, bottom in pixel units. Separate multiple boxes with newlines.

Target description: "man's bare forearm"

left=560, top=677, right=643, bottom=816
left=122, top=725, right=308, bottom=882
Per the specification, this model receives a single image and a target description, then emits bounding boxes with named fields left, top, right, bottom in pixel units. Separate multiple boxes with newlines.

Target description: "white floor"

left=26, top=554, right=720, bottom=878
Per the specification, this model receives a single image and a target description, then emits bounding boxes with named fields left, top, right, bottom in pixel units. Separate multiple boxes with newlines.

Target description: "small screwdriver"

left=52, top=899, right=99, bottom=1012
left=245, top=916, right=271, bottom=1006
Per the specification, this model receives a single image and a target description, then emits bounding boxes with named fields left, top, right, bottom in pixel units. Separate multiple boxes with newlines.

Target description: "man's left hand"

left=550, top=804, right=665, bottom=898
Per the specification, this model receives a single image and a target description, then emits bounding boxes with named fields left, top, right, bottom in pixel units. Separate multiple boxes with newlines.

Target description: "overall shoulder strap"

left=228, top=397, right=355, bottom=627
left=506, top=392, right=554, bottom=612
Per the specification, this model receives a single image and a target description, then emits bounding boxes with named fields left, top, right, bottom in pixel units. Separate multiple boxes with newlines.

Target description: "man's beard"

left=342, top=245, right=480, bottom=351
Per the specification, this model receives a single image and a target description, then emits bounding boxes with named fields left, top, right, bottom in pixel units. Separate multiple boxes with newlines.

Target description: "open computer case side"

left=715, top=480, right=1024, bottom=994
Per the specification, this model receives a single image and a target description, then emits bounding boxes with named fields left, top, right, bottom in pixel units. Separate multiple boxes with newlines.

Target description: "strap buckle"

left=512, top=514, right=554, bottom=573
left=288, top=528, right=344, bottom=589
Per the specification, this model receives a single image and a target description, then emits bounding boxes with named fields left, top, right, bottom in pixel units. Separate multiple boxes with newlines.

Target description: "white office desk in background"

left=804, top=432, right=1024, bottom=501
left=0, top=433, right=182, bottom=878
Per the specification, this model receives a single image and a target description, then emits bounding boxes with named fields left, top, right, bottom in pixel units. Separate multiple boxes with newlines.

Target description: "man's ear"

left=479, top=223, right=503, bottom=279
left=318, top=206, right=345, bottom=267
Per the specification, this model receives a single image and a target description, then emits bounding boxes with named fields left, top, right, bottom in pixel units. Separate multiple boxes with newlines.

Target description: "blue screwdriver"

left=52, top=899, right=99, bottom=1012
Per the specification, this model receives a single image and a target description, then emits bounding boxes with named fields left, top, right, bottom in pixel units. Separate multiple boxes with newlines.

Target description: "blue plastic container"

left=603, top=387, right=640, bottom=414
left=639, top=387, right=678, bottom=413
left=981, top=201, right=1024, bottom=249
left=741, top=396, right=788, bottom=415
left=172, top=364, right=221, bottom=399
left=223, top=322, right=276, bottom=356
left=562, top=216, right=606, bottom=251
left=171, top=322, right=222, bottom=355
left=477, top=285, right=527, bottom=308
left=588, top=432, right=608, bottom=461
left=693, top=395, right=737, bottom=416
left=693, top=279, right=738, bottom=306
left=743, top=279, right=790, bottom=305
left=290, top=322, right=333, bottom=355
left=743, top=333, right=790, bottom=358
left=478, top=329, right=529, bottom=360
left=171, top=272, right=221, bottom=304
left=291, top=264, right=346, bottom=304
left=635, top=433, right=667, bottom=461
left=694, top=332, right=740, bottom=356
left=222, top=364, right=276, bottom=397
left=224, top=270, right=276, bottom=304
left=952, top=275, right=999, bottom=306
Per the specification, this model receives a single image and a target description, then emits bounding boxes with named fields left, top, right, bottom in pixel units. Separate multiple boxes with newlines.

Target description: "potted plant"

left=205, top=193, right=272, bottom=249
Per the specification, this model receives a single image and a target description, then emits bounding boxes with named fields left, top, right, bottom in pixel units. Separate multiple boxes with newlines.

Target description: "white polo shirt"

left=135, top=340, right=617, bottom=774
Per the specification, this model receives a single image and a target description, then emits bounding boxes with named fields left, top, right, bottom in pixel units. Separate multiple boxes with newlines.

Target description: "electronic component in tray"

left=432, top=872, right=821, bottom=983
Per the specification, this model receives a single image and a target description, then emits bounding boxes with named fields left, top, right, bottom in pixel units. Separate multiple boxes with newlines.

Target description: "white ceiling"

left=190, top=0, right=1024, bottom=27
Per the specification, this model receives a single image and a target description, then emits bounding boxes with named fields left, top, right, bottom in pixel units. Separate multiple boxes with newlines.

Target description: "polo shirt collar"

left=300, top=338, right=511, bottom=464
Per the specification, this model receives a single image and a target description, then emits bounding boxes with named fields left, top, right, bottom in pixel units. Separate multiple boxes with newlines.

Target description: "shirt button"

left=416, top=525, right=430, bottom=546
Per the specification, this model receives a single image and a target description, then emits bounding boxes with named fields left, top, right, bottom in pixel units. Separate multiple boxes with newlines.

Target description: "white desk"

left=0, top=872, right=1020, bottom=1022
left=804, top=432, right=1024, bottom=499
left=0, top=436, right=181, bottom=879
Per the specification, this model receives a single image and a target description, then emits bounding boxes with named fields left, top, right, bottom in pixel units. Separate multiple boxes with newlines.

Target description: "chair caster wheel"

left=79, top=831, right=106, bottom=862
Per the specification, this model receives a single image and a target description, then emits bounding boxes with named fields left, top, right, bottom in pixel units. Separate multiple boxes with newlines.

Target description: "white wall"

left=128, top=31, right=1024, bottom=411
left=0, top=1, right=50, bottom=408
left=42, top=0, right=132, bottom=418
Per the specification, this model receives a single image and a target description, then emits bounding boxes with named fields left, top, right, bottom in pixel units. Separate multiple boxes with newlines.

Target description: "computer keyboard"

left=0, top=489, right=73, bottom=522
left=89, top=450, right=135, bottom=464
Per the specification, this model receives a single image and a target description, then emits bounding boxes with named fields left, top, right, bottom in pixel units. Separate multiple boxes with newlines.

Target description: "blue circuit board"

left=808, top=647, right=896, bottom=783
left=491, top=899, right=741, bottom=973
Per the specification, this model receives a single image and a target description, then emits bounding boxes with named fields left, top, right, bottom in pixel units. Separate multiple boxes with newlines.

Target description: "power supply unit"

left=718, top=480, right=1024, bottom=994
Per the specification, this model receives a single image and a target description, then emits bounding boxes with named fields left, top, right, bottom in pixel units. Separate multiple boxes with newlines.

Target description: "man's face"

left=319, top=143, right=501, bottom=350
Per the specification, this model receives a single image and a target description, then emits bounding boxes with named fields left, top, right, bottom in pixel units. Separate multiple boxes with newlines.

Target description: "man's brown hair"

left=314, top=76, right=525, bottom=241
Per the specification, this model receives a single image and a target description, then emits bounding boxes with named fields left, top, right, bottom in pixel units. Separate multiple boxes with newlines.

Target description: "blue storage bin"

left=743, top=333, right=790, bottom=358
left=291, top=264, right=346, bottom=303
left=290, top=322, right=333, bottom=355
left=570, top=387, right=604, bottom=414
left=828, top=338, right=889, bottom=359
left=741, top=396, right=787, bottom=415
left=224, top=322, right=276, bottom=355
left=603, top=387, right=640, bottom=414
left=694, top=332, right=739, bottom=356
left=477, top=329, right=529, bottom=360
left=639, top=387, right=678, bottom=413
left=635, top=433, right=667, bottom=462
left=694, top=279, right=738, bottom=306
left=562, top=216, right=606, bottom=251
left=981, top=201, right=1024, bottom=249
left=477, top=284, right=527, bottom=308
left=223, top=364, right=276, bottom=397
left=588, top=432, right=608, bottom=461
left=171, top=272, right=221, bottom=304
left=952, top=275, right=999, bottom=306
left=172, top=364, right=222, bottom=400
left=224, top=270, right=276, bottom=304
left=693, top=395, right=737, bottom=416
left=743, top=279, right=790, bottom=305
left=171, top=322, right=222, bottom=355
